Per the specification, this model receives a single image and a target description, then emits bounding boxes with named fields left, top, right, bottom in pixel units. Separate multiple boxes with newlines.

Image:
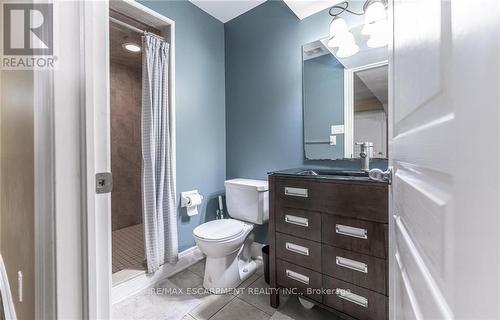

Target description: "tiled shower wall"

left=110, top=61, right=142, bottom=230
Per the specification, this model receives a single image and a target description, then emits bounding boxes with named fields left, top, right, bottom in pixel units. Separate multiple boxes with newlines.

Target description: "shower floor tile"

left=112, top=223, right=145, bottom=273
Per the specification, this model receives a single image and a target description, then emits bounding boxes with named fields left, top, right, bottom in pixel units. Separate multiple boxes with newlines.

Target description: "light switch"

left=331, top=125, right=345, bottom=135
left=330, top=135, right=337, bottom=145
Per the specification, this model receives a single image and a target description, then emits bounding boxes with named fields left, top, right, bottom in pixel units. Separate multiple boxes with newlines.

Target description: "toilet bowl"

left=193, top=219, right=255, bottom=292
left=193, top=178, right=269, bottom=293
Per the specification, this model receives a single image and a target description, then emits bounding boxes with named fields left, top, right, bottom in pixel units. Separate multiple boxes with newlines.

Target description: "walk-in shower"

left=109, top=7, right=176, bottom=286
left=109, top=10, right=148, bottom=275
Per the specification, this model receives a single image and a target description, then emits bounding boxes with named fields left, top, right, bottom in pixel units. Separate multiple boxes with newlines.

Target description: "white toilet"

left=193, top=178, right=268, bottom=293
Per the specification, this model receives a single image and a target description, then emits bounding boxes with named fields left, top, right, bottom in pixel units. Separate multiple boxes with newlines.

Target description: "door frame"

left=343, top=60, right=388, bottom=158
left=34, top=69, right=57, bottom=319
left=81, top=0, right=176, bottom=318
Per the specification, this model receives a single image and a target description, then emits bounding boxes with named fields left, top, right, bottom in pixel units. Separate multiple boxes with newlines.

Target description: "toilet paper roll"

left=187, top=194, right=202, bottom=207
left=186, top=205, right=198, bottom=217
left=186, top=194, right=202, bottom=216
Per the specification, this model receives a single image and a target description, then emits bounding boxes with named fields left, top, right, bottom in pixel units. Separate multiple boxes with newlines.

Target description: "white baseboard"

left=112, top=246, right=204, bottom=304
left=250, top=242, right=265, bottom=260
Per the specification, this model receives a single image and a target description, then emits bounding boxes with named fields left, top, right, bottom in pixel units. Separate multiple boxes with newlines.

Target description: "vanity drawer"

left=315, top=182, right=388, bottom=223
left=322, top=245, right=386, bottom=294
left=323, top=276, right=387, bottom=320
left=275, top=178, right=388, bottom=223
left=276, top=178, right=318, bottom=210
left=276, top=259, right=322, bottom=302
left=275, top=208, right=321, bottom=242
left=322, top=215, right=387, bottom=259
left=276, top=232, right=321, bottom=272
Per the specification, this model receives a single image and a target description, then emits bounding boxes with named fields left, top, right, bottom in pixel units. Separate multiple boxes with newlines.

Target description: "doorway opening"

left=108, top=1, right=175, bottom=288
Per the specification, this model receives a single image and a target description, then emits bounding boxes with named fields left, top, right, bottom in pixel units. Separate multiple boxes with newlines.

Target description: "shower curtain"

left=142, top=34, right=177, bottom=273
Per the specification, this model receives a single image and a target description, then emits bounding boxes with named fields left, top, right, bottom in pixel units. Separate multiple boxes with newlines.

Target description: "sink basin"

left=297, top=169, right=369, bottom=177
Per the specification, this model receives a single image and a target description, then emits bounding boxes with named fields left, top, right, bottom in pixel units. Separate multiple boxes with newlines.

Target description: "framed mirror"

left=302, top=36, right=388, bottom=160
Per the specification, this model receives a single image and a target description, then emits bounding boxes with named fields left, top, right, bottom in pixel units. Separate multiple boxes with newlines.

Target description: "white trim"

left=83, top=1, right=176, bottom=318
left=82, top=1, right=112, bottom=318
left=343, top=69, right=354, bottom=158
left=34, top=68, right=57, bottom=319
left=0, top=255, right=17, bottom=320
left=343, top=60, right=388, bottom=158
left=110, top=0, right=175, bottom=28
left=33, top=0, right=57, bottom=314
left=112, top=246, right=204, bottom=304
left=53, top=1, right=87, bottom=317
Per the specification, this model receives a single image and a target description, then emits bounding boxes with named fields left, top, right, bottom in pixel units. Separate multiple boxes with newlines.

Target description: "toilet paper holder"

left=181, top=190, right=203, bottom=208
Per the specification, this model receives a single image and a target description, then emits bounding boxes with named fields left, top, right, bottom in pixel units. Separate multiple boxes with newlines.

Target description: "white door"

left=389, top=0, right=500, bottom=319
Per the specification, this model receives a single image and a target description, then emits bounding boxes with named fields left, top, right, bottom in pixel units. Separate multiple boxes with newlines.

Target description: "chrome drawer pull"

left=284, top=187, right=308, bottom=198
left=286, top=269, right=310, bottom=285
left=336, top=289, right=368, bottom=308
left=336, top=256, right=368, bottom=273
left=285, top=214, right=309, bottom=227
left=285, top=242, right=310, bottom=256
left=335, top=224, right=367, bottom=239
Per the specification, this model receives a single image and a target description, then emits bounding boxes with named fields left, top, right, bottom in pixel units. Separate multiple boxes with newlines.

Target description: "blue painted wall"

left=141, top=0, right=379, bottom=250
left=225, top=0, right=366, bottom=182
left=224, top=1, right=367, bottom=243
left=303, top=54, right=345, bottom=160
left=140, top=0, right=226, bottom=252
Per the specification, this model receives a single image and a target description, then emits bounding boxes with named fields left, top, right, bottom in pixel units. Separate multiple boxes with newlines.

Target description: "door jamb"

left=82, top=1, right=176, bottom=318
left=343, top=60, right=389, bottom=158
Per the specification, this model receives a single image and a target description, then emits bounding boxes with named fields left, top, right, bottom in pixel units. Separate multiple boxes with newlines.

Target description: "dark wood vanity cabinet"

left=268, top=175, right=389, bottom=320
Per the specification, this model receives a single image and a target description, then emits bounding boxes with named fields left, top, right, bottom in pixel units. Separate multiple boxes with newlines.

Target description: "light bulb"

left=336, top=34, right=359, bottom=58
left=361, top=22, right=374, bottom=35
left=328, top=28, right=355, bottom=48
left=328, top=33, right=344, bottom=48
left=329, top=17, right=348, bottom=39
left=362, top=1, right=387, bottom=35
left=122, top=42, right=141, bottom=52
left=365, top=2, right=386, bottom=24
left=366, top=20, right=388, bottom=47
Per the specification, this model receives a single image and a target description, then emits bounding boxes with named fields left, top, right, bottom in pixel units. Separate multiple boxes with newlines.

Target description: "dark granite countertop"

left=267, top=159, right=389, bottom=184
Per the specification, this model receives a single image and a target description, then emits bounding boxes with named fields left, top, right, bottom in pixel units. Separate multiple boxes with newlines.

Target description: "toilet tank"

left=224, top=178, right=269, bottom=224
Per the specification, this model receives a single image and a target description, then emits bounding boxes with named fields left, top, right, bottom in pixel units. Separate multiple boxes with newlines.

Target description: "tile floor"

left=112, top=258, right=339, bottom=320
left=112, top=223, right=145, bottom=273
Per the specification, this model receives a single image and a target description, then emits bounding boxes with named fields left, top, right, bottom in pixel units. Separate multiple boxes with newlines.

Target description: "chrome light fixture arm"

left=329, top=0, right=388, bottom=18
left=328, top=1, right=364, bottom=18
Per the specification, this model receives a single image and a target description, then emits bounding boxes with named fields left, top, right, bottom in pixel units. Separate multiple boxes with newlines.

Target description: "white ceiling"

left=189, top=0, right=266, bottom=23
left=189, top=0, right=345, bottom=23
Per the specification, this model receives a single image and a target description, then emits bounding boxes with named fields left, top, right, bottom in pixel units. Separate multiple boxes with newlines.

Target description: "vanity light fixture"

left=328, top=0, right=388, bottom=55
left=122, top=42, right=141, bottom=53
left=362, top=0, right=388, bottom=48
left=366, top=19, right=388, bottom=48
left=336, top=35, right=360, bottom=57
left=328, top=17, right=349, bottom=48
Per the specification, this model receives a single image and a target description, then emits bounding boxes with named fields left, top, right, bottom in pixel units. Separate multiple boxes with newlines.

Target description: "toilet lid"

left=193, top=219, right=245, bottom=241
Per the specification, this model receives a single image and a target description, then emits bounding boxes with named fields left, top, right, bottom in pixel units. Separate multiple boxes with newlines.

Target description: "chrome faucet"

left=356, top=142, right=374, bottom=172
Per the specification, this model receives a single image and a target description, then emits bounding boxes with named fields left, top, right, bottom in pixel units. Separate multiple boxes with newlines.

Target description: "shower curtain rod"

left=109, top=16, right=166, bottom=40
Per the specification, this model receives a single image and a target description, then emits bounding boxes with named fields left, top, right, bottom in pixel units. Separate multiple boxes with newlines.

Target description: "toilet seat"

left=193, top=219, right=246, bottom=242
